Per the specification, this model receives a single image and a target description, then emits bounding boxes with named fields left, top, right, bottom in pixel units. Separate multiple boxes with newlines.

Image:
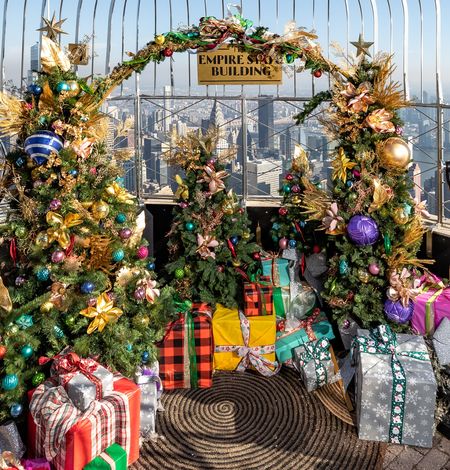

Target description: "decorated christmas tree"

left=0, top=21, right=174, bottom=422
left=296, top=40, right=430, bottom=327
left=270, top=144, right=322, bottom=256
left=164, top=129, right=260, bottom=307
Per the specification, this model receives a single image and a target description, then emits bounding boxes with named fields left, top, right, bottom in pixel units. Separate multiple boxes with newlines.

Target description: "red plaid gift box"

left=27, top=376, right=140, bottom=470
left=243, top=275, right=273, bottom=316
left=158, top=302, right=213, bottom=390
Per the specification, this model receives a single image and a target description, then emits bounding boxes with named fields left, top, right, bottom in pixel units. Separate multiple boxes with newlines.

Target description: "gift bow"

left=79, top=292, right=123, bottom=334
left=215, top=311, right=280, bottom=377
left=353, top=325, right=429, bottom=445
left=52, top=352, right=104, bottom=400
left=0, top=451, right=24, bottom=470
left=298, top=338, right=331, bottom=389
left=387, top=268, right=421, bottom=307
left=46, top=211, right=83, bottom=249
left=277, top=307, right=321, bottom=339
left=104, top=181, right=135, bottom=204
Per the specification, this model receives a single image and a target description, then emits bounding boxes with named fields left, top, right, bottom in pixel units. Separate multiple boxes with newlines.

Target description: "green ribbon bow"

left=353, top=325, right=429, bottom=444
left=298, top=337, right=331, bottom=388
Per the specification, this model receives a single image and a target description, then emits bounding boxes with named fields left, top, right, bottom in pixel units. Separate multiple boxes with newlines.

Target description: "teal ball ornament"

left=36, top=267, right=50, bottom=282
left=285, top=53, right=295, bottom=64
left=2, top=373, right=19, bottom=390
left=282, top=184, right=291, bottom=194
left=56, top=81, right=70, bottom=93
left=20, top=344, right=33, bottom=359
left=53, top=325, right=65, bottom=339
left=339, top=259, right=349, bottom=276
left=115, top=213, right=127, bottom=224
left=288, top=239, right=297, bottom=248
left=185, top=221, right=195, bottom=231
left=272, top=223, right=280, bottom=230
left=112, top=248, right=125, bottom=263
left=126, top=344, right=133, bottom=352
left=10, top=403, right=23, bottom=417
left=32, top=372, right=46, bottom=387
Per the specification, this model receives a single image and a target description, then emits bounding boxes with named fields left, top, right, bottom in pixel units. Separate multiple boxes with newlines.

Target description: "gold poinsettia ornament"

left=80, top=292, right=123, bottom=334
left=332, top=148, right=357, bottom=184
left=197, top=166, right=228, bottom=194
left=365, top=108, right=395, bottom=133
left=46, top=211, right=83, bottom=249
left=368, top=177, right=393, bottom=213
left=104, top=182, right=135, bottom=204
left=341, top=81, right=375, bottom=114
left=196, top=233, right=219, bottom=259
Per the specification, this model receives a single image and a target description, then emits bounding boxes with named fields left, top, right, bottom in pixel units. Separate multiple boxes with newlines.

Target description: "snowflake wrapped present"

left=353, top=325, right=436, bottom=447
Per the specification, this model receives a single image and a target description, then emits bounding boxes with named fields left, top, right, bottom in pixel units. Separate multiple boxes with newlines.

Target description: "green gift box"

left=83, top=443, right=127, bottom=470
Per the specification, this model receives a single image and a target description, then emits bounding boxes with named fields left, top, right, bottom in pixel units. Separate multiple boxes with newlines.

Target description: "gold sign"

left=197, top=47, right=282, bottom=85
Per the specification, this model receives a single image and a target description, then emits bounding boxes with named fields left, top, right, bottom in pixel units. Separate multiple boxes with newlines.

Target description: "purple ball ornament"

left=207, top=158, right=216, bottom=167
left=179, top=202, right=189, bottom=209
left=278, top=237, right=288, bottom=250
left=342, top=319, right=351, bottom=329
left=49, top=199, right=62, bottom=211
left=134, top=286, right=146, bottom=301
left=51, top=250, right=65, bottom=263
left=291, top=185, right=300, bottom=193
left=347, top=215, right=379, bottom=246
left=137, top=246, right=149, bottom=259
left=119, top=228, right=132, bottom=240
left=368, top=263, right=380, bottom=275
left=384, top=299, right=414, bottom=324
left=395, top=126, right=404, bottom=136
left=15, top=276, right=25, bottom=287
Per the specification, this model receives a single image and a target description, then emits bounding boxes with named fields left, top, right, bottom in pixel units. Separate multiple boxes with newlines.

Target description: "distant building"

left=27, top=43, right=40, bottom=84
left=258, top=96, right=274, bottom=150
left=247, top=159, right=282, bottom=196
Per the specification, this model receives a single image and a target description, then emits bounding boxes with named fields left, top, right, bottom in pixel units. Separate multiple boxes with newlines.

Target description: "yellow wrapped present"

left=213, top=304, right=279, bottom=376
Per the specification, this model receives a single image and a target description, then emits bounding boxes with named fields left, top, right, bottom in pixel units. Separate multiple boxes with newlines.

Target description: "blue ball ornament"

left=230, top=235, right=239, bottom=245
left=10, top=403, right=23, bottom=418
left=15, top=157, right=25, bottom=167
left=56, top=81, right=70, bottom=93
left=126, top=344, right=133, bottom=352
left=288, top=239, right=297, bottom=248
left=112, top=248, right=125, bottom=263
left=53, top=325, right=65, bottom=339
left=147, top=262, right=156, bottom=271
left=81, top=281, right=95, bottom=294
left=28, top=84, right=42, bottom=95
left=339, top=259, right=349, bottom=275
left=141, top=351, right=150, bottom=363
left=346, top=180, right=354, bottom=188
left=24, top=130, right=63, bottom=166
left=68, top=169, right=78, bottom=176
left=36, top=267, right=50, bottom=282
left=20, top=344, right=33, bottom=359
left=116, top=213, right=127, bottom=224
left=185, top=221, right=195, bottom=231
left=2, top=373, right=18, bottom=390
left=272, top=223, right=280, bottom=230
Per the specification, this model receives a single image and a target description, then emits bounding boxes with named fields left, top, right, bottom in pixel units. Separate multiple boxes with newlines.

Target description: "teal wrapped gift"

left=273, top=287, right=290, bottom=318
left=275, top=310, right=334, bottom=364
left=261, top=256, right=290, bottom=287
left=83, top=443, right=127, bottom=470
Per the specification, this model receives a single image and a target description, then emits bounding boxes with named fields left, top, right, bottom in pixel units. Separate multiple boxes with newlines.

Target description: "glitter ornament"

left=134, top=287, right=146, bottom=301
left=392, top=207, right=409, bottom=225
left=40, top=302, right=54, bottom=313
left=163, top=48, right=173, bottom=57
left=252, top=252, right=261, bottom=261
left=119, top=228, right=132, bottom=240
left=339, top=259, right=349, bottom=275
left=285, top=173, right=294, bottom=181
left=115, top=213, right=127, bottom=224
left=112, top=248, right=125, bottom=262
left=279, top=207, right=288, bottom=216
left=53, top=325, right=65, bottom=338
left=137, top=246, right=149, bottom=259
left=174, top=268, right=185, bottom=279
left=357, top=269, right=370, bottom=283
left=2, top=374, right=18, bottom=390
left=32, top=372, right=46, bottom=387
left=36, top=267, right=50, bottom=282
left=51, top=250, right=65, bottom=263
left=49, top=199, right=62, bottom=211
left=291, top=185, right=300, bottom=193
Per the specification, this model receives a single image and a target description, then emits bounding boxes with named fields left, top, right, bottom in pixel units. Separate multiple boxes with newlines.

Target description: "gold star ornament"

left=350, top=34, right=373, bottom=58
left=37, top=13, right=68, bottom=42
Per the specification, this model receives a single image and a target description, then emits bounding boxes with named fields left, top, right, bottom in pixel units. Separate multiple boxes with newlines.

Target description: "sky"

left=1, top=0, right=449, bottom=101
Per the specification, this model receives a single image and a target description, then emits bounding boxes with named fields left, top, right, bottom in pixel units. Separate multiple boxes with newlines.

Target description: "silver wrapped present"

left=0, top=421, right=25, bottom=458
left=339, top=317, right=360, bottom=350
left=294, top=337, right=335, bottom=392
left=433, top=317, right=450, bottom=367
left=290, top=284, right=317, bottom=321
left=353, top=325, right=436, bottom=447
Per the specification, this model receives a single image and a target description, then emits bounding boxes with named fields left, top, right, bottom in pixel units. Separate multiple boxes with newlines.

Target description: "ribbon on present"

left=272, top=287, right=287, bottom=318
left=215, top=311, right=280, bottom=377
left=297, top=338, right=332, bottom=389
left=52, top=352, right=104, bottom=400
left=386, top=268, right=421, bottom=307
left=418, top=272, right=448, bottom=335
left=263, top=252, right=281, bottom=287
left=352, top=325, right=429, bottom=445
left=0, top=452, right=24, bottom=470
left=277, top=307, right=321, bottom=340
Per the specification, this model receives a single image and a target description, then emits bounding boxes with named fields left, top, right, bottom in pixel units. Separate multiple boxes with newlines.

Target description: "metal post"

left=135, top=74, right=143, bottom=202
left=436, top=74, right=443, bottom=226
left=241, top=97, right=248, bottom=202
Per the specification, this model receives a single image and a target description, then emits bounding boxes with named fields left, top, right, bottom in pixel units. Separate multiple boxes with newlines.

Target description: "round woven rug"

left=133, top=368, right=383, bottom=470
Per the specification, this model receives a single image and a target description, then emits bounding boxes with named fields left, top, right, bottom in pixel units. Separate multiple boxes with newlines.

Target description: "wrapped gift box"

left=83, top=443, right=126, bottom=470
left=158, top=303, right=213, bottom=390
left=50, top=353, right=114, bottom=412
left=27, top=376, right=140, bottom=470
left=0, top=421, right=26, bottom=458
left=273, top=286, right=290, bottom=319
left=353, top=325, right=436, bottom=447
left=411, top=285, right=450, bottom=336
left=433, top=317, right=450, bottom=367
left=289, top=284, right=317, bottom=320
left=261, top=256, right=290, bottom=287
left=213, top=304, right=279, bottom=376
left=275, top=310, right=334, bottom=364
left=294, top=338, right=335, bottom=391
left=135, top=362, right=162, bottom=436
left=243, top=275, right=273, bottom=316
left=21, top=458, right=51, bottom=470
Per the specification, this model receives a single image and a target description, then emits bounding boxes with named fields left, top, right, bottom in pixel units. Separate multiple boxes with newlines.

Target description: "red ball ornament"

left=252, top=252, right=261, bottom=261
left=313, top=70, right=323, bottom=78
left=0, top=345, right=6, bottom=359
left=217, top=265, right=224, bottom=273
left=313, top=245, right=321, bottom=254
left=89, top=167, right=97, bottom=175
left=137, top=246, right=149, bottom=260
left=163, top=48, right=173, bottom=57
left=206, top=43, right=217, bottom=50
left=238, top=208, right=244, bottom=214
left=285, top=173, right=294, bottom=181
left=279, top=207, right=288, bottom=216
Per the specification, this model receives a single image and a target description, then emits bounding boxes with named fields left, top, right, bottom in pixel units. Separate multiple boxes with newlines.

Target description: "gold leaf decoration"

left=40, top=36, right=71, bottom=73
left=88, top=235, right=112, bottom=271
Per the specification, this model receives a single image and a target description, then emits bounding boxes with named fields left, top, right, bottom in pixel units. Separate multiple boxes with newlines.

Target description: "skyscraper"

left=258, top=96, right=274, bottom=150
left=27, top=43, right=40, bottom=84
left=163, top=85, right=173, bottom=133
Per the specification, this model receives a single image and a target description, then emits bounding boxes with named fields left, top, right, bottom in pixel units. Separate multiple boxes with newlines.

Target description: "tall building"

left=279, top=127, right=292, bottom=160
left=258, top=96, right=274, bottom=150
left=27, top=43, right=40, bottom=84
left=163, top=85, right=173, bottom=133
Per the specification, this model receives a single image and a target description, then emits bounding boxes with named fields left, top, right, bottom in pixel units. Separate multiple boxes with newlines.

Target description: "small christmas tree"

left=0, top=26, right=173, bottom=422
left=270, top=144, right=322, bottom=255
left=164, top=129, right=260, bottom=307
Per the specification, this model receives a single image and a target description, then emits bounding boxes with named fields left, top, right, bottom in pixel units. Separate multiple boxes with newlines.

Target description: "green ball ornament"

left=174, top=268, right=185, bottom=279
left=185, top=221, right=195, bottom=231
left=2, top=373, right=18, bottom=390
left=20, top=345, right=33, bottom=359
left=65, top=315, right=76, bottom=327
left=32, top=372, right=46, bottom=387
left=15, top=226, right=27, bottom=238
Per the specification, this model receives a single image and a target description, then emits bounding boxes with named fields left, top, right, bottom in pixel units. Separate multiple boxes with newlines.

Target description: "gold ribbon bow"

left=79, top=292, right=123, bottom=334
left=50, top=281, right=68, bottom=310
left=174, top=174, right=189, bottom=200
left=387, top=268, right=421, bottom=307
left=72, top=137, right=94, bottom=159
left=104, top=182, right=136, bottom=204
left=46, top=211, right=83, bottom=249
left=369, top=177, right=394, bottom=213
left=332, top=148, right=357, bottom=184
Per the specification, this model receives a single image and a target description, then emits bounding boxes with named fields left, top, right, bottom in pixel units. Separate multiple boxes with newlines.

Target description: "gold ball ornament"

left=66, top=80, right=80, bottom=97
left=140, top=316, right=150, bottom=327
left=379, top=137, right=411, bottom=171
left=35, top=231, right=49, bottom=248
left=40, top=301, right=55, bottom=313
left=357, top=269, right=370, bottom=284
left=155, top=35, right=165, bottom=45
left=232, top=259, right=241, bottom=267
left=392, top=207, right=409, bottom=225
left=223, top=207, right=234, bottom=215
left=91, top=200, right=110, bottom=220
left=242, top=231, right=251, bottom=240
left=291, top=195, right=302, bottom=204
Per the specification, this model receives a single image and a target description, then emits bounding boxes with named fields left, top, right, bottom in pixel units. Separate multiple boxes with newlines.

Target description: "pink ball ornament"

left=179, top=202, right=189, bottom=209
left=207, top=158, right=216, bottom=167
left=134, top=286, right=146, bottom=301
left=291, top=185, right=300, bottom=193
left=137, top=246, right=149, bottom=259
left=51, top=250, right=65, bottom=263
left=352, top=169, right=361, bottom=178
left=119, top=228, right=132, bottom=240
left=87, top=297, right=97, bottom=307
left=395, top=126, right=404, bottom=136
left=49, top=199, right=62, bottom=211
left=368, top=263, right=380, bottom=275
left=285, top=173, right=294, bottom=181
left=89, top=167, right=97, bottom=175
left=278, top=237, right=288, bottom=250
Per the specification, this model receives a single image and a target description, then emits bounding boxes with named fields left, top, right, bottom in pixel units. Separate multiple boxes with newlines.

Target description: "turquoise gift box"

left=275, top=317, right=335, bottom=364
left=261, top=257, right=290, bottom=287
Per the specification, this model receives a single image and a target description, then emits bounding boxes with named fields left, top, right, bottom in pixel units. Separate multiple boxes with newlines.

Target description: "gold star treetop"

left=37, top=13, right=67, bottom=42
left=350, top=33, right=373, bottom=58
